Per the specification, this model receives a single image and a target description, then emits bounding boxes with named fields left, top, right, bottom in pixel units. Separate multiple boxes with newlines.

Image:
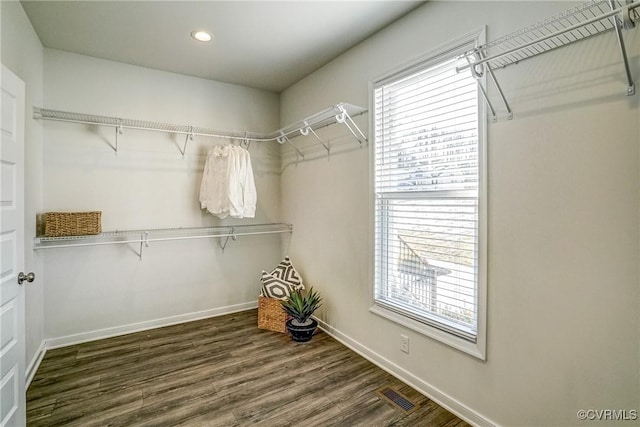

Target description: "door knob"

left=18, top=272, right=35, bottom=285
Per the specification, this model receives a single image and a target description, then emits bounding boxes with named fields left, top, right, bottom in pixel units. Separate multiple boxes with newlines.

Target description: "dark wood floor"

left=27, top=310, right=470, bottom=426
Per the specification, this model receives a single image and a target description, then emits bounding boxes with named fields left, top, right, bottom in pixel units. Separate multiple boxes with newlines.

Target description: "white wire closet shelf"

left=457, top=0, right=640, bottom=121
left=33, top=223, right=292, bottom=258
left=33, top=102, right=367, bottom=157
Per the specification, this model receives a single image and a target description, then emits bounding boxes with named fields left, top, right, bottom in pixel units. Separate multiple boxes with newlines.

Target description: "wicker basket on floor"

left=257, top=296, right=288, bottom=333
left=43, top=211, right=102, bottom=237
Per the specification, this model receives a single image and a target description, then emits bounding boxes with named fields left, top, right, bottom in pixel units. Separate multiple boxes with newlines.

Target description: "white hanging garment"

left=199, top=145, right=257, bottom=219
left=199, top=145, right=232, bottom=219
left=238, top=146, right=257, bottom=218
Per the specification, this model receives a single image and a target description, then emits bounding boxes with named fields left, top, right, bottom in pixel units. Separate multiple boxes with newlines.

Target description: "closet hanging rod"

left=457, top=1, right=639, bottom=74
left=33, top=107, right=270, bottom=142
left=33, top=103, right=368, bottom=145
left=33, top=223, right=292, bottom=256
left=33, top=229, right=292, bottom=249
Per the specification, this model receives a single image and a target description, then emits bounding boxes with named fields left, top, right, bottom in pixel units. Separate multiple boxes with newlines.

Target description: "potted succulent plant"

left=280, top=287, right=322, bottom=342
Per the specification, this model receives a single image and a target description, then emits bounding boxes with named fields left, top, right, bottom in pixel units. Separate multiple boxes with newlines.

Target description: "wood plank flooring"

left=27, top=310, right=470, bottom=426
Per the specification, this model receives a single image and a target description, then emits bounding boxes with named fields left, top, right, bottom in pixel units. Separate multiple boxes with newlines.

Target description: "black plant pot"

left=286, top=318, right=318, bottom=342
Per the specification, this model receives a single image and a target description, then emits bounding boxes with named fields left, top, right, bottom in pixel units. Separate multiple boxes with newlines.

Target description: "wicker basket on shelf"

left=43, top=211, right=102, bottom=237
left=257, top=296, right=288, bottom=333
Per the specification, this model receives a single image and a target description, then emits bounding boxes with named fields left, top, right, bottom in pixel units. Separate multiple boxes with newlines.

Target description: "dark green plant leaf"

left=280, top=287, right=322, bottom=323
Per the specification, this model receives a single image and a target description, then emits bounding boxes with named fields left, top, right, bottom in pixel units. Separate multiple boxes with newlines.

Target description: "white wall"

left=1, top=0, right=46, bottom=376
left=280, top=2, right=640, bottom=426
left=42, top=49, right=284, bottom=342
left=6, top=1, right=639, bottom=424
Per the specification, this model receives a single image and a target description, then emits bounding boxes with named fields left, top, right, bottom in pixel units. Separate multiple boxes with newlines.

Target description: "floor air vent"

left=375, top=386, right=419, bottom=414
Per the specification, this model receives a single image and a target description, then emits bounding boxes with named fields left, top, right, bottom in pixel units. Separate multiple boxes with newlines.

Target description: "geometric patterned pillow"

left=270, top=256, right=304, bottom=290
left=260, top=271, right=298, bottom=300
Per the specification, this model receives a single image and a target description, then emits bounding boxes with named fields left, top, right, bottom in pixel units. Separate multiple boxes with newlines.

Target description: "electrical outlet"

left=401, top=334, right=409, bottom=354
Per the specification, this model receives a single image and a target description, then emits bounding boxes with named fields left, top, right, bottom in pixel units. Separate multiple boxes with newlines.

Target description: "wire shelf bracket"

left=457, top=0, right=640, bottom=120
left=33, top=102, right=367, bottom=157
left=276, top=132, right=304, bottom=159
left=299, top=121, right=330, bottom=154
left=178, top=126, right=194, bottom=158
left=220, top=227, right=236, bottom=253
left=335, top=104, right=368, bottom=146
left=114, top=121, right=122, bottom=154
left=138, top=231, right=149, bottom=260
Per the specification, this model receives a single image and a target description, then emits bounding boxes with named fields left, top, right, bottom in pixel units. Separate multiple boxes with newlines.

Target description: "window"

left=371, top=32, right=486, bottom=358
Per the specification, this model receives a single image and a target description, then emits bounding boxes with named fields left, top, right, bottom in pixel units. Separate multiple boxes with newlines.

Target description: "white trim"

left=369, top=27, right=487, bottom=87
left=30, top=305, right=495, bottom=426
left=316, top=318, right=498, bottom=427
left=45, top=301, right=258, bottom=349
left=25, top=340, right=46, bottom=388
left=475, top=24, right=489, bottom=364
left=368, top=26, right=488, bottom=360
left=369, top=305, right=483, bottom=360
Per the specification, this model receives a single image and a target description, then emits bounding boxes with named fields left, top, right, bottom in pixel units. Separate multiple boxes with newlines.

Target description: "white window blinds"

left=373, top=52, right=481, bottom=341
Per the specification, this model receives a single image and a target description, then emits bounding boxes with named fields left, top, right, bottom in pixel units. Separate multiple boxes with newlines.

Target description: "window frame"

left=368, top=28, right=488, bottom=360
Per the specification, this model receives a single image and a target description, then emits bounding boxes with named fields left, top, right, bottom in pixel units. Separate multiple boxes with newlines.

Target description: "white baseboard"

left=26, top=340, right=47, bottom=388
left=315, top=318, right=498, bottom=427
left=46, top=301, right=258, bottom=349
left=33, top=304, right=495, bottom=426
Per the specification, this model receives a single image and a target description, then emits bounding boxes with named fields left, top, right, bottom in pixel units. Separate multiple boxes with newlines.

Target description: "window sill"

left=369, top=304, right=486, bottom=361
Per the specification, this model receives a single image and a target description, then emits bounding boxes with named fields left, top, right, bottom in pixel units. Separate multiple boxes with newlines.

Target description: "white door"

left=0, top=65, right=26, bottom=426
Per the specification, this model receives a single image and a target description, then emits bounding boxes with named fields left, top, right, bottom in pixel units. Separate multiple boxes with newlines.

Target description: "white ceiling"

left=21, top=1, right=425, bottom=92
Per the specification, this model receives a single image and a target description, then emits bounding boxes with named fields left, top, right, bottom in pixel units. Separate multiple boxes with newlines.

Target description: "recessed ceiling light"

left=191, top=31, right=212, bottom=42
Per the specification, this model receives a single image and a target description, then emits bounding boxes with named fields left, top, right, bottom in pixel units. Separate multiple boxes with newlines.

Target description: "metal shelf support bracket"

left=609, top=0, right=636, bottom=95
left=277, top=132, right=304, bottom=159
left=136, top=231, right=149, bottom=260
left=466, top=55, right=498, bottom=123
left=335, top=105, right=368, bottom=145
left=300, top=121, right=330, bottom=153
left=220, top=227, right=237, bottom=253
left=114, top=121, right=123, bottom=155
left=477, top=49, right=513, bottom=121
left=179, top=126, right=194, bottom=157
